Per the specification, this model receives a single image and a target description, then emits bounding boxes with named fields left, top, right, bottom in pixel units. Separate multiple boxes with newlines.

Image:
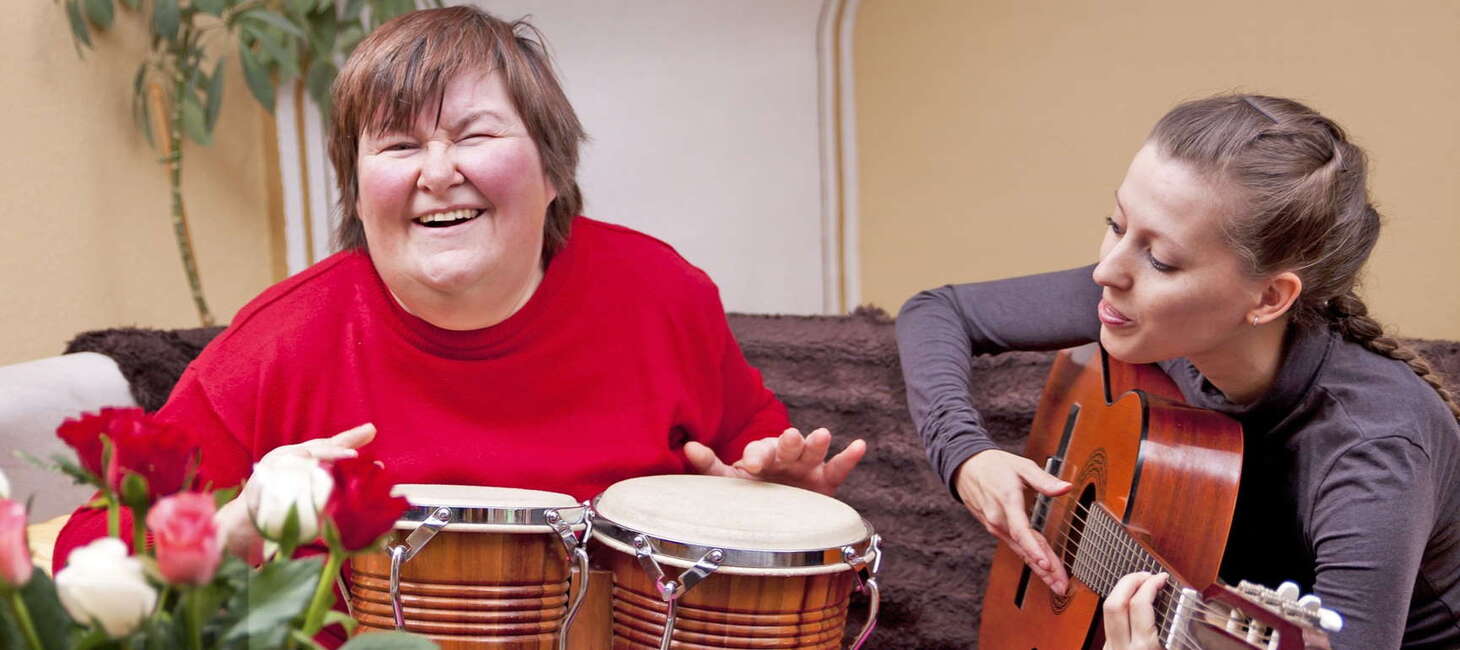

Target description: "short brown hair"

left=328, top=6, right=586, bottom=259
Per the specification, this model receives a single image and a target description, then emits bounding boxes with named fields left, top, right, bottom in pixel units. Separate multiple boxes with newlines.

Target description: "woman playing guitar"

left=896, top=94, right=1460, bottom=649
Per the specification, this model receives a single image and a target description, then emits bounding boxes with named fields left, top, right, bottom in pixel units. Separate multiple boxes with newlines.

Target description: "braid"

left=1328, top=292, right=1460, bottom=422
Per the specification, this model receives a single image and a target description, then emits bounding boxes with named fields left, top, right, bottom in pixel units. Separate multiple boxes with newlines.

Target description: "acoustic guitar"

left=977, top=344, right=1340, bottom=649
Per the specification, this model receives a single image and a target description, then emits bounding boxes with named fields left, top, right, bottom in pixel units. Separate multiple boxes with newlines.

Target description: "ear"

left=1250, top=271, right=1303, bottom=326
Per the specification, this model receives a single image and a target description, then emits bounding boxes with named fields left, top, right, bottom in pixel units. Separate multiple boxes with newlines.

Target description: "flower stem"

left=131, top=508, right=149, bottom=556
left=107, top=498, right=120, bottom=539
left=5, top=589, right=44, bottom=650
left=187, top=588, right=204, bottom=650
left=301, top=551, right=344, bottom=636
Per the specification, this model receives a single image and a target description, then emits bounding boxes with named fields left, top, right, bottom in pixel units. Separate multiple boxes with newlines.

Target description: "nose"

left=1092, top=237, right=1132, bottom=291
left=417, top=142, right=464, bottom=194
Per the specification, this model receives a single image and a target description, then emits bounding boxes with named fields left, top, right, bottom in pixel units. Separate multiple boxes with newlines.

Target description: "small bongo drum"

left=349, top=484, right=594, bottom=650
left=590, top=475, right=882, bottom=650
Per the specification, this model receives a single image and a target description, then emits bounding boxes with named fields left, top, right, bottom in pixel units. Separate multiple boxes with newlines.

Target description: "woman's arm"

left=1308, top=436, right=1434, bottom=650
left=896, top=264, right=1102, bottom=491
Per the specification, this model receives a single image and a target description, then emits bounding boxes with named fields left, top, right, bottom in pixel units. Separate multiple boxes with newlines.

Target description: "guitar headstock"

left=1187, top=580, right=1342, bottom=650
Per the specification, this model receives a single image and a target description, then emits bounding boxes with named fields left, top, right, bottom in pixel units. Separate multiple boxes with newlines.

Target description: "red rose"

left=56, top=409, right=111, bottom=479
left=56, top=408, right=197, bottom=499
left=0, top=499, right=32, bottom=589
left=146, top=492, right=221, bottom=585
left=323, top=455, right=408, bottom=552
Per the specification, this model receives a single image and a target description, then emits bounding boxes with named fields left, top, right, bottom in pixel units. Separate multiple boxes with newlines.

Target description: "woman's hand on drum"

left=683, top=427, right=866, bottom=497
left=214, top=423, right=379, bottom=561
left=954, top=449, right=1072, bottom=594
left=1102, top=571, right=1167, bottom=650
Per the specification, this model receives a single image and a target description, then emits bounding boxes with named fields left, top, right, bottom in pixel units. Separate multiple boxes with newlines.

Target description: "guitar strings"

left=1025, top=496, right=1287, bottom=643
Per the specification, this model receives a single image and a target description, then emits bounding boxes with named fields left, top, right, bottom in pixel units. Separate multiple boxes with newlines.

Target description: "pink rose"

left=146, top=493, right=220, bottom=585
left=0, top=499, right=33, bottom=589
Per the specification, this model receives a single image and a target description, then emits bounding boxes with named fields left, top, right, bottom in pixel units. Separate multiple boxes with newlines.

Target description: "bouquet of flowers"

left=0, top=407, right=435, bottom=649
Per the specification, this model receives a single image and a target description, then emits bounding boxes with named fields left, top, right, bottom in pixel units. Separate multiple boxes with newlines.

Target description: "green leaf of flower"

left=239, top=41, right=276, bottom=112
left=339, top=631, right=441, bottom=649
left=63, top=0, right=93, bottom=53
left=219, top=557, right=324, bottom=647
left=121, top=470, right=150, bottom=509
left=83, top=0, right=114, bottom=30
left=205, top=57, right=226, bottom=131
left=152, top=0, right=180, bottom=42
left=14, top=569, right=81, bottom=650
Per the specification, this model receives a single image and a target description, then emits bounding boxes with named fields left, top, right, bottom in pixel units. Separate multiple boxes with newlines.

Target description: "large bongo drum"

left=349, top=484, right=594, bottom=649
left=590, top=475, right=882, bottom=649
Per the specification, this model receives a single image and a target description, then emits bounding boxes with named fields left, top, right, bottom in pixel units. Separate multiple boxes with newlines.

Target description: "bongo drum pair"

left=349, top=476, right=883, bottom=649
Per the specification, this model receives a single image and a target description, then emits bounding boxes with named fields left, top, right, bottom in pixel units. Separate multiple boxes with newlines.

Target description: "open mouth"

left=414, top=208, right=482, bottom=229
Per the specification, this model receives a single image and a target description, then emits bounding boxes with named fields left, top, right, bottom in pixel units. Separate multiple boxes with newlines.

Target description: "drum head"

left=591, top=475, right=874, bottom=575
left=392, top=484, right=585, bottom=533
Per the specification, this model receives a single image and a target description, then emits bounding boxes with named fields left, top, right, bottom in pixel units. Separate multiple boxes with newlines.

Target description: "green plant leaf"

left=119, top=0, right=140, bottom=8
left=219, top=556, right=324, bottom=647
left=239, top=41, right=276, bottom=111
left=305, top=58, right=336, bottom=120
left=339, top=631, right=441, bottom=649
left=285, top=0, right=314, bottom=15
left=212, top=485, right=240, bottom=510
left=305, top=4, right=337, bottom=58
left=182, top=91, right=211, bottom=145
left=205, top=57, right=226, bottom=130
left=64, top=0, right=93, bottom=52
left=152, top=0, right=180, bottom=42
left=83, top=0, right=114, bottom=29
left=336, top=24, right=365, bottom=56
left=322, top=609, right=359, bottom=635
left=16, top=568, right=82, bottom=649
left=341, top=0, right=366, bottom=22
left=195, top=0, right=226, bottom=16
left=244, top=23, right=300, bottom=78
left=241, top=8, right=307, bottom=40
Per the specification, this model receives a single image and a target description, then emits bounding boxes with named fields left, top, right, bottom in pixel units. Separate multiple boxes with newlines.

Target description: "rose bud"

left=245, top=455, right=333, bottom=544
left=55, top=537, right=157, bottom=637
left=146, top=493, right=221, bottom=585
left=0, top=499, right=33, bottom=589
left=325, top=454, right=409, bottom=552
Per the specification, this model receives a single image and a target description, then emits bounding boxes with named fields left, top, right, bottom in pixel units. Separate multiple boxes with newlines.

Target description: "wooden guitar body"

left=978, top=344, right=1244, bottom=649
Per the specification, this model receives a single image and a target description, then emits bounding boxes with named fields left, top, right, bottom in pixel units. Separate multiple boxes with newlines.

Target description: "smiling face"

left=355, top=69, right=556, bottom=317
left=1092, top=143, right=1270, bottom=365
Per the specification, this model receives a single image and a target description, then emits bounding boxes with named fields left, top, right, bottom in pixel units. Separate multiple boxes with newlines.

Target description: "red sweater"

left=54, top=217, right=789, bottom=571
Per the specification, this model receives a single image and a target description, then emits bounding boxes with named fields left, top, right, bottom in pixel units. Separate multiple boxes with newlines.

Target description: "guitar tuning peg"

left=1297, top=594, right=1322, bottom=611
left=1318, top=607, right=1344, bottom=633
left=1276, top=581, right=1300, bottom=601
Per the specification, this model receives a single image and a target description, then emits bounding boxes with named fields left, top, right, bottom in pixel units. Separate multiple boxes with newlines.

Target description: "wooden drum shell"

left=601, top=549, right=855, bottom=650
left=350, top=528, right=575, bottom=649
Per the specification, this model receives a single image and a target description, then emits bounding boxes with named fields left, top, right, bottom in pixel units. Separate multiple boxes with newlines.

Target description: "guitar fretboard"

left=1067, top=503, right=1185, bottom=643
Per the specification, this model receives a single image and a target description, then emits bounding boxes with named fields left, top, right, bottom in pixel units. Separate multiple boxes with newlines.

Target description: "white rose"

left=55, top=537, right=157, bottom=637
left=0, top=466, right=9, bottom=499
left=245, top=454, right=333, bottom=543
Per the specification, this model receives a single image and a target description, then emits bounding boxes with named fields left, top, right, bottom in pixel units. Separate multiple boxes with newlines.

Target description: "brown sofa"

left=45, top=313, right=1460, bottom=648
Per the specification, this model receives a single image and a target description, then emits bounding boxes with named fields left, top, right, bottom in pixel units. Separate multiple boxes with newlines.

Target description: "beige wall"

left=2, top=5, right=278, bottom=365
left=855, top=0, right=1460, bottom=340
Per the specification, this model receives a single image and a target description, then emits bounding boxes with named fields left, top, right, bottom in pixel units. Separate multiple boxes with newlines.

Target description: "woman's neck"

left=388, top=263, right=546, bottom=331
left=1187, top=317, right=1290, bottom=405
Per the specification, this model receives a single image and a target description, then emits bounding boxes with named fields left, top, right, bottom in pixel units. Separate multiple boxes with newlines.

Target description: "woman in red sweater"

left=54, top=5, right=863, bottom=580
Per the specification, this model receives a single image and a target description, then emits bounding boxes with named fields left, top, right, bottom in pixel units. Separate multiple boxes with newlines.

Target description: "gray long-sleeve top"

left=896, top=265, right=1460, bottom=649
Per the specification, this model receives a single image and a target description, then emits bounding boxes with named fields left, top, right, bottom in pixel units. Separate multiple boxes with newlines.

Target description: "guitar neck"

left=1068, top=502, right=1198, bottom=647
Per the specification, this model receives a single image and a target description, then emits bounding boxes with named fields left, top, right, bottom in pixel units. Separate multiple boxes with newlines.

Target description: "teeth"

left=416, top=209, right=478, bottom=224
